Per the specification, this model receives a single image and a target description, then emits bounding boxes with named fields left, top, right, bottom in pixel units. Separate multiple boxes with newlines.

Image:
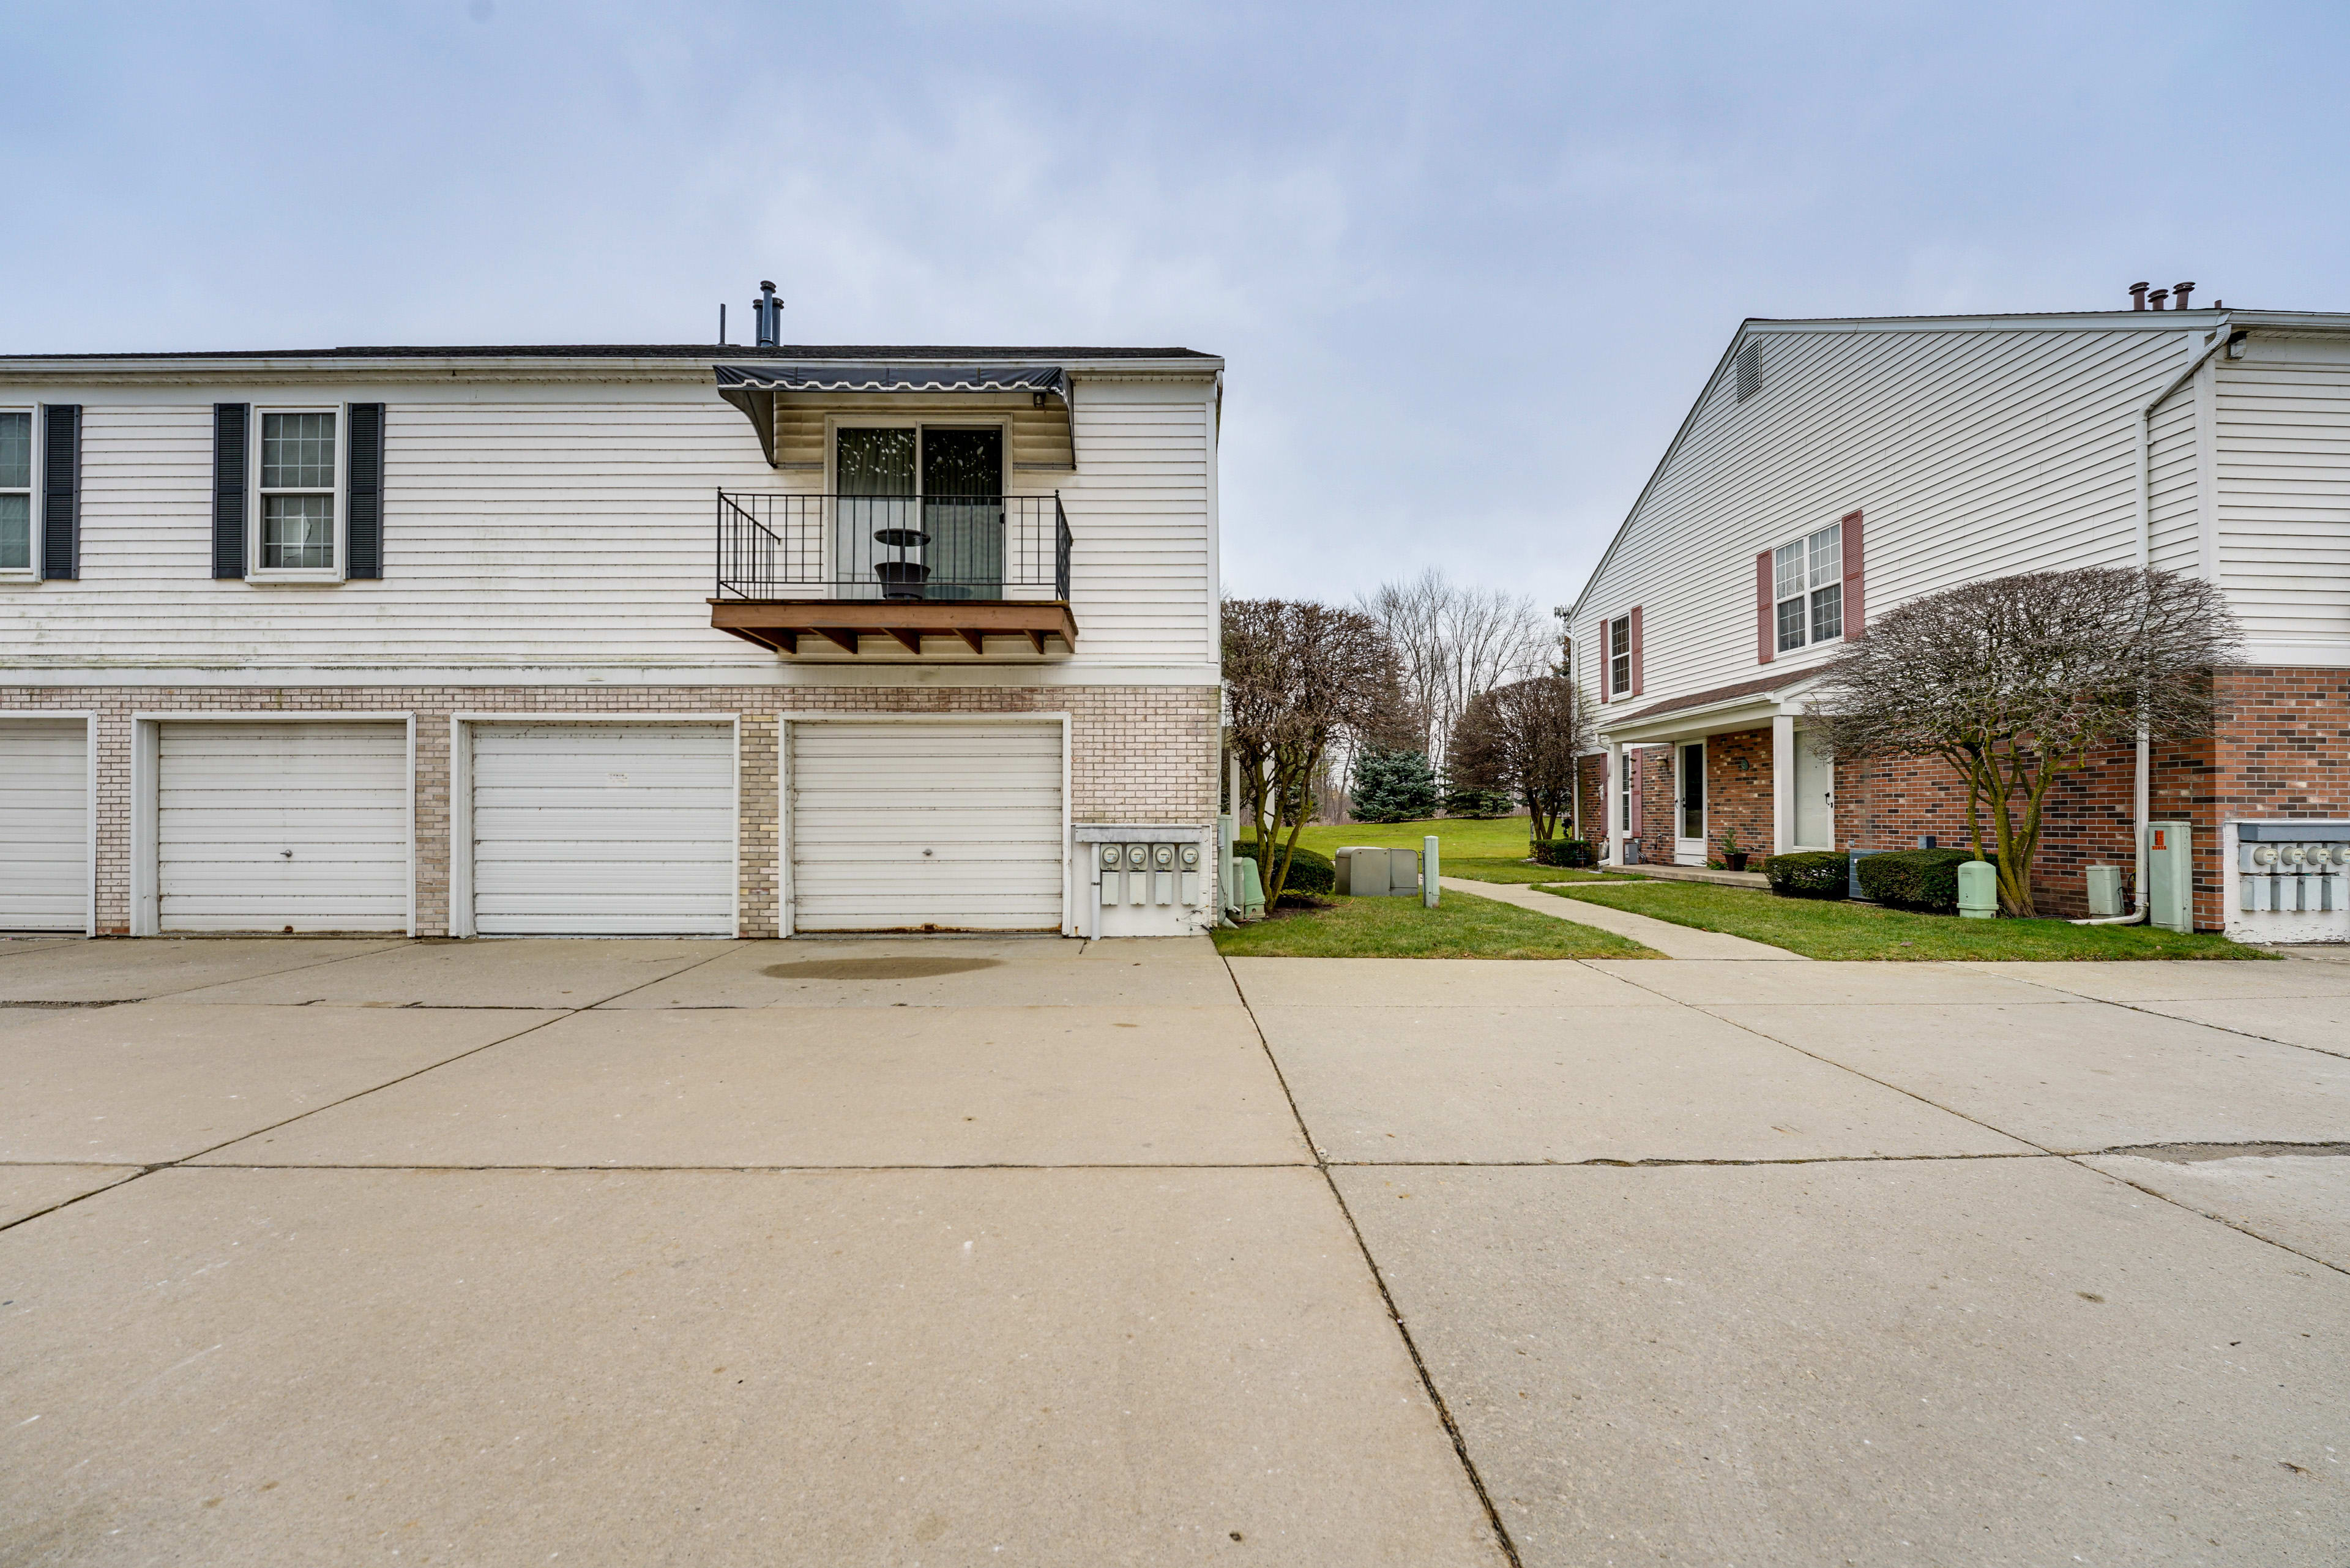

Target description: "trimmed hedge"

left=1532, top=838, right=1596, bottom=868
left=1766, top=850, right=1849, bottom=899
left=1254, top=843, right=1336, bottom=897
left=1856, top=847, right=1997, bottom=913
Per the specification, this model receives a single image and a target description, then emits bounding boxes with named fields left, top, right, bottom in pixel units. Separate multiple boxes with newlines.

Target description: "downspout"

left=2072, top=315, right=2236, bottom=926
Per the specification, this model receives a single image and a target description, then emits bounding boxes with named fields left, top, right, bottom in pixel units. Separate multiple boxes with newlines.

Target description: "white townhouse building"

left=1565, top=292, right=2350, bottom=938
left=0, top=322, right=1223, bottom=939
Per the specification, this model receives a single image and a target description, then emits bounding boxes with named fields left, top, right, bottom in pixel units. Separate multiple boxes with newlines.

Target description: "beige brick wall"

left=0, top=683, right=1219, bottom=937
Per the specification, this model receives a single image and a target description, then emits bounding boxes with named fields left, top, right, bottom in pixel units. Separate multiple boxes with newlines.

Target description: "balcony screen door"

left=835, top=428, right=916, bottom=602
left=923, top=428, right=1003, bottom=602
left=1675, top=742, right=1707, bottom=865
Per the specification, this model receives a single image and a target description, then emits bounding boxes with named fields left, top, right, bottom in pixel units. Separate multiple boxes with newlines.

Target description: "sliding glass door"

left=831, top=426, right=1004, bottom=601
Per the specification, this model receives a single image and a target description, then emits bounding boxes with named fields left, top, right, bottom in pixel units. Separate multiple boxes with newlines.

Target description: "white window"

left=0, top=410, right=31, bottom=575
left=1608, top=616, right=1631, bottom=697
left=255, top=409, right=339, bottom=577
left=1773, top=520, right=1843, bottom=654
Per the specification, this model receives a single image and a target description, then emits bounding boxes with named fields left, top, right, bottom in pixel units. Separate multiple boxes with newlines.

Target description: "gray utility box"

left=2147, top=819, right=2194, bottom=931
left=2085, top=864, right=2124, bottom=917
left=1335, top=846, right=1422, bottom=898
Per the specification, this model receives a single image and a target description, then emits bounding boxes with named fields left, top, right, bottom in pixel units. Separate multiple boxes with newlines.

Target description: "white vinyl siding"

left=156, top=722, right=408, bottom=932
left=0, top=719, right=88, bottom=930
left=2214, top=349, right=2350, bottom=652
left=1575, top=323, right=2225, bottom=713
left=0, top=375, right=1215, bottom=676
left=2144, top=386, right=2203, bottom=575
left=468, top=723, right=735, bottom=936
left=788, top=720, right=1064, bottom=933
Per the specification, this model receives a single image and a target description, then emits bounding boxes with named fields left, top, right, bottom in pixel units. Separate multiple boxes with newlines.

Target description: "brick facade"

left=0, top=682, right=1220, bottom=938
left=1832, top=665, right=2349, bottom=926
left=1698, top=726, right=1773, bottom=866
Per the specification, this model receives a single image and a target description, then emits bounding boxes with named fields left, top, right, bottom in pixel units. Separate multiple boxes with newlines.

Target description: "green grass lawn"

left=1211, top=886, right=1659, bottom=960
left=1534, top=881, right=2269, bottom=961
left=1243, top=815, right=1625, bottom=886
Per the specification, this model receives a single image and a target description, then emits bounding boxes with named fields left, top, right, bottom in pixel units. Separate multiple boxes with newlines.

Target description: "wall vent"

left=1733, top=341, right=1762, bottom=403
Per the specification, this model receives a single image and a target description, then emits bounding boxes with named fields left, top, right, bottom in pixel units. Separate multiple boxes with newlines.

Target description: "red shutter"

left=1756, top=550, right=1775, bottom=663
left=1599, top=618, right=1612, bottom=700
left=1628, top=605, right=1644, bottom=696
left=1841, top=510, right=1865, bottom=640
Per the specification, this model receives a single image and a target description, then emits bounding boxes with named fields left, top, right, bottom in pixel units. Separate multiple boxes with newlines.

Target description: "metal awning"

left=714, top=363, right=1070, bottom=465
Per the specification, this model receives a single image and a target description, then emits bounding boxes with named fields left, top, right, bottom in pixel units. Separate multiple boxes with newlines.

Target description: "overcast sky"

left=6, top=1, right=2345, bottom=608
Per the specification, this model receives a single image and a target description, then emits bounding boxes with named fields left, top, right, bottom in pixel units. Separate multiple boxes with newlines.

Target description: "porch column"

left=1771, top=714, right=1796, bottom=856
left=1606, top=739, right=1625, bottom=866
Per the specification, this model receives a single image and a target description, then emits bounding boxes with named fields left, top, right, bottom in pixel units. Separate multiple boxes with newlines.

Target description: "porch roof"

left=1599, top=670, right=1827, bottom=742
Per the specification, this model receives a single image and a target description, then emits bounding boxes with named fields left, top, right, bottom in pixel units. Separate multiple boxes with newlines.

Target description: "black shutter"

left=212, top=403, right=248, bottom=579
left=39, top=405, right=79, bottom=581
left=346, top=403, right=384, bottom=579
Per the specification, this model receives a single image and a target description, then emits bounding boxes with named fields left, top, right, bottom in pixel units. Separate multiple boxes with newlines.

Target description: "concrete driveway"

left=3, top=939, right=2346, bottom=1566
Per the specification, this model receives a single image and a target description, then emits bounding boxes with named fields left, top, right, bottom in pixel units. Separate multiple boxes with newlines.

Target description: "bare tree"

left=1222, top=597, right=1388, bottom=903
left=1451, top=676, right=1590, bottom=846
left=1360, top=569, right=1550, bottom=768
left=1808, top=567, right=2239, bottom=916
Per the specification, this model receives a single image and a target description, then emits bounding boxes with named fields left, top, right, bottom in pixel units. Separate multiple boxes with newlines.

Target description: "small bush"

left=1857, top=848, right=1998, bottom=913
left=1250, top=843, right=1335, bottom=897
left=1766, top=850, right=1850, bottom=899
left=1532, top=838, right=1596, bottom=868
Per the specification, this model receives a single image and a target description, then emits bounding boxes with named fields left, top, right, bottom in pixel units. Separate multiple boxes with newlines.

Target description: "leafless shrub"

left=1808, top=567, right=2239, bottom=916
left=1222, top=597, right=1388, bottom=903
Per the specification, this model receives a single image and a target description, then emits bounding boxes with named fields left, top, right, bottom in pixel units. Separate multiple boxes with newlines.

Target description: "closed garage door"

left=789, top=720, right=1064, bottom=933
left=0, top=719, right=88, bottom=931
left=468, top=723, right=735, bottom=936
left=158, top=721, right=409, bottom=932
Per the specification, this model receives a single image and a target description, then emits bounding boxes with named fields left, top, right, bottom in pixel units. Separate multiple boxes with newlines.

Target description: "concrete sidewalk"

left=1444, top=875, right=1805, bottom=959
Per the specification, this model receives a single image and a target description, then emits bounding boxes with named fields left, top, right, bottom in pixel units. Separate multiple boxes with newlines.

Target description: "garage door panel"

left=0, top=718, right=88, bottom=930
left=157, top=722, right=409, bottom=933
left=789, top=720, right=1064, bottom=933
left=469, top=724, right=735, bottom=936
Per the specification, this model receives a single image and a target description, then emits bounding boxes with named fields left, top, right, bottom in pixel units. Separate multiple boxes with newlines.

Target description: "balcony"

left=710, top=490, right=1076, bottom=656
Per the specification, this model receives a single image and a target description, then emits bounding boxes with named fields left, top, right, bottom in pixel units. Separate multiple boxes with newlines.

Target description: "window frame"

left=247, top=403, right=348, bottom=583
left=0, top=406, right=35, bottom=582
left=1770, top=520, right=1845, bottom=655
left=1606, top=615, right=1632, bottom=700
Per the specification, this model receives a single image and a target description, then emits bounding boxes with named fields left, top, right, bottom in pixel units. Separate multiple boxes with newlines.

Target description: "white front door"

left=1674, top=741, right=1708, bottom=865
left=1794, top=728, right=1836, bottom=848
left=468, top=723, right=736, bottom=936
left=0, top=719, right=88, bottom=931
left=157, top=721, right=409, bottom=932
left=788, top=719, right=1064, bottom=933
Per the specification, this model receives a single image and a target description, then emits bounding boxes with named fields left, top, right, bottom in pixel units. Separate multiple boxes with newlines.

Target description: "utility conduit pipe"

left=2075, top=316, right=2239, bottom=927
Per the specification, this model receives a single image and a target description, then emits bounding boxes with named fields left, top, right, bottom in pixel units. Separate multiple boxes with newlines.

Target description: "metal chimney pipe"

left=2147, top=288, right=2170, bottom=311
left=755, top=280, right=781, bottom=348
left=2128, top=282, right=2149, bottom=311
left=2172, top=281, right=2195, bottom=309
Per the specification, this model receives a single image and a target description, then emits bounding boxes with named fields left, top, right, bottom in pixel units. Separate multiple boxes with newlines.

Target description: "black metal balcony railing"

left=715, top=491, right=1070, bottom=603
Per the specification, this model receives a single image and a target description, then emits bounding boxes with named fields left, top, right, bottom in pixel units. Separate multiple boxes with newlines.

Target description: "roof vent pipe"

left=2172, top=280, right=2195, bottom=309
left=2147, top=287, right=2170, bottom=311
left=753, top=280, right=782, bottom=348
left=2128, top=282, right=2149, bottom=311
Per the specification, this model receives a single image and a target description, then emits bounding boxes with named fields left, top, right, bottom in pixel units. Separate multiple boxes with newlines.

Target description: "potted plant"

left=1720, top=827, right=1750, bottom=872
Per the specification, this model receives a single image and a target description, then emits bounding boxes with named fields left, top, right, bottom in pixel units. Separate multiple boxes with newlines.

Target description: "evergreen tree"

left=1350, top=747, right=1441, bottom=823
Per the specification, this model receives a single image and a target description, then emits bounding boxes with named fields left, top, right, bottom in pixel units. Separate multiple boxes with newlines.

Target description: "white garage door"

left=469, top=723, right=735, bottom=936
left=157, top=721, right=409, bottom=933
left=789, top=720, right=1064, bottom=933
left=0, top=719, right=89, bottom=931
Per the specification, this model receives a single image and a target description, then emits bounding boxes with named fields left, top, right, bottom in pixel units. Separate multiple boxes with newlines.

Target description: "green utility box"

left=2084, top=865, right=2124, bottom=917
left=2147, top=821, right=2193, bottom=931
left=1956, top=859, right=1998, bottom=919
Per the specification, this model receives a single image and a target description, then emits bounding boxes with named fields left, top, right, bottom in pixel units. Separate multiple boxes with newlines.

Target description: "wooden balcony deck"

left=709, top=599, right=1078, bottom=656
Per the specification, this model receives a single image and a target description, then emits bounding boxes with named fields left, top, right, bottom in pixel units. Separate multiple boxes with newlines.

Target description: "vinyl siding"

left=2214, top=343, right=2350, bottom=653
left=0, top=376, right=1210, bottom=674
left=2145, top=386, right=2201, bottom=575
left=1576, top=323, right=2225, bottom=717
